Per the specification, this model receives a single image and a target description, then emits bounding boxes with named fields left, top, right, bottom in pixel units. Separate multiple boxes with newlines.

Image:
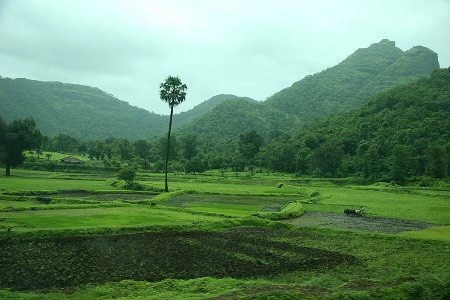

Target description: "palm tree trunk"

left=165, top=106, right=174, bottom=192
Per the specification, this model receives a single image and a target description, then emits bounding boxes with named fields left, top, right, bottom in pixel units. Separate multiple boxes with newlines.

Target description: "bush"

left=117, top=167, right=136, bottom=186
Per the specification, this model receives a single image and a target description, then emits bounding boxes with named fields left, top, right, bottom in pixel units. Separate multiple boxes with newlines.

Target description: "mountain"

left=177, top=97, right=300, bottom=140
left=0, top=39, right=441, bottom=142
left=174, top=94, right=238, bottom=126
left=0, top=78, right=168, bottom=140
left=0, top=78, right=236, bottom=140
left=290, top=67, right=450, bottom=179
left=264, top=39, right=440, bottom=123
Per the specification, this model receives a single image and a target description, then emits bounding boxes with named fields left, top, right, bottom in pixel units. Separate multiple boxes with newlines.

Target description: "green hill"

left=0, top=40, right=441, bottom=142
left=264, top=39, right=440, bottom=123
left=0, top=79, right=237, bottom=140
left=174, top=94, right=238, bottom=126
left=177, top=98, right=300, bottom=140
left=289, top=68, right=450, bottom=179
left=0, top=78, right=168, bottom=140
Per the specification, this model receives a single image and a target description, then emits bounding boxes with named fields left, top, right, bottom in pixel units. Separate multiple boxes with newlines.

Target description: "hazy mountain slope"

left=173, top=94, right=238, bottom=127
left=0, top=78, right=238, bottom=140
left=0, top=40, right=440, bottom=141
left=292, top=68, right=450, bottom=178
left=0, top=77, right=170, bottom=140
left=177, top=98, right=300, bottom=140
left=264, top=39, right=440, bottom=123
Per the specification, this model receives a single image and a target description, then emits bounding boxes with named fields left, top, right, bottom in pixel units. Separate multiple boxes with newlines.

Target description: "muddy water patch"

left=286, top=211, right=440, bottom=234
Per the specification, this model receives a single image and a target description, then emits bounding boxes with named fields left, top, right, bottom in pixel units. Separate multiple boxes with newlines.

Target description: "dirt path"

left=285, top=211, right=439, bottom=234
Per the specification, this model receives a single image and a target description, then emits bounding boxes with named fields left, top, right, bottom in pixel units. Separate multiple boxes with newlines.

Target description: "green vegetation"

left=0, top=39, right=448, bottom=299
left=1, top=40, right=438, bottom=146
left=184, top=203, right=263, bottom=217
left=0, top=168, right=448, bottom=299
left=0, top=117, right=42, bottom=176
left=8, top=68, right=447, bottom=185
left=260, top=68, right=450, bottom=181
left=0, top=78, right=169, bottom=140
left=178, top=97, right=300, bottom=140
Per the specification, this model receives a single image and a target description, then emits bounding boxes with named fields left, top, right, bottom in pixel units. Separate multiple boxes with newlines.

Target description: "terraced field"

left=0, top=169, right=449, bottom=299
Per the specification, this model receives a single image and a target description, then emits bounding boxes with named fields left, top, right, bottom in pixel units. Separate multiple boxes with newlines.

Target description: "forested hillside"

left=0, top=40, right=440, bottom=142
left=177, top=98, right=300, bottom=140
left=0, top=78, right=168, bottom=140
left=174, top=94, right=238, bottom=126
left=16, top=69, right=449, bottom=182
left=264, top=39, right=439, bottom=123
left=0, top=79, right=237, bottom=140
left=271, top=68, right=449, bottom=181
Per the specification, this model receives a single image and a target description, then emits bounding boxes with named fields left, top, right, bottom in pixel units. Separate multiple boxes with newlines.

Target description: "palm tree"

left=159, top=76, right=187, bottom=192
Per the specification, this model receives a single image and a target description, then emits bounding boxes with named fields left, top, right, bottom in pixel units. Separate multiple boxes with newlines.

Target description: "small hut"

left=60, top=156, right=84, bottom=164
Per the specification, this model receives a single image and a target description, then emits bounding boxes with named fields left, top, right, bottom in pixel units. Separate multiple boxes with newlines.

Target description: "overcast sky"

left=1, top=0, right=449, bottom=115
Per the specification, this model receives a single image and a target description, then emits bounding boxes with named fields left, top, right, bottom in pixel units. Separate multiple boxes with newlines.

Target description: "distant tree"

left=36, top=146, right=43, bottom=160
left=41, top=135, right=50, bottom=151
left=0, top=118, right=42, bottom=176
left=117, top=139, right=132, bottom=161
left=391, top=145, right=413, bottom=184
left=118, top=167, right=136, bottom=186
left=52, top=134, right=79, bottom=153
left=133, top=140, right=151, bottom=159
left=184, top=156, right=205, bottom=174
left=424, top=145, right=444, bottom=178
left=45, top=153, right=52, bottom=160
left=231, top=153, right=246, bottom=172
left=308, top=141, right=343, bottom=177
left=159, top=76, right=187, bottom=192
left=157, top=135, right=178, bottom=161
left=78, top=142, right=88, bottom=156
left=180, top=134, right=198, bottom=160
left=238, top=130, right=264, bottom=162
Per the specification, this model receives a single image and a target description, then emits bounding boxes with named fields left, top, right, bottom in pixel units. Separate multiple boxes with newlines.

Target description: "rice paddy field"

left=0, top=167, right=449, bottom=299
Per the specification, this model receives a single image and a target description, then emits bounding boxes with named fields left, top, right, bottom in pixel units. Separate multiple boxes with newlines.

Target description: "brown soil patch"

left=286, top=211, right=439, bottom=234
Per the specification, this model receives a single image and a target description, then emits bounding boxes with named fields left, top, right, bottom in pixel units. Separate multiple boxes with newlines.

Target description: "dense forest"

left=10, top=68, right=449, bottom=183
left=268, top=68, right=450, bottom=182
left=177, top=98, right=300, bottom=140
left=0, top=40, right=439, bottom=142
left=0, top=78, right=167, bottom=140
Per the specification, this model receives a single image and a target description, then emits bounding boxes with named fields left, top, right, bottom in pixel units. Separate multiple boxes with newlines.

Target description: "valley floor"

left=0, top=168, right=449, bottom=299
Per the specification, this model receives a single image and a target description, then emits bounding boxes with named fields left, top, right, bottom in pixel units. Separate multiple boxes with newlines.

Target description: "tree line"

left=1, top=69, right=449, bottom=183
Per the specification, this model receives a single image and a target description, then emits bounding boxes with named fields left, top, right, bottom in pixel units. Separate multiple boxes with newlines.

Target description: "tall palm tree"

left=159, top=76, right=187, bottom=192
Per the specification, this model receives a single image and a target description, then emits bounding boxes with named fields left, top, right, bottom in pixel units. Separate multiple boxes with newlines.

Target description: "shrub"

left=117, top=167, right=136, bottom=186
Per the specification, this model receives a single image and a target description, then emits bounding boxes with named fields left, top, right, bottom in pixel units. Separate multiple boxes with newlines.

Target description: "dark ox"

left=344, top=209, right=357, bottom=216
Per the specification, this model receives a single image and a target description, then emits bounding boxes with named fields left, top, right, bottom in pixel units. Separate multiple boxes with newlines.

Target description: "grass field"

left=0, top=167, right=449, bottom=299
left=0, top=206, right=226, bottom=232
left=184, top=203, right=263, bottom=217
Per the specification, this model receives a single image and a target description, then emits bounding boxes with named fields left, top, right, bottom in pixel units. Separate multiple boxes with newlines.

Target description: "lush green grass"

left=184, top=203, right=263, bottom=217
left=401, top=225, right=450, bottom=242
left=301, top=186, right=450, bottom=224
left=0, top=169, right=117, bottom=192
left=0, top=206, right=225, bottom=232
